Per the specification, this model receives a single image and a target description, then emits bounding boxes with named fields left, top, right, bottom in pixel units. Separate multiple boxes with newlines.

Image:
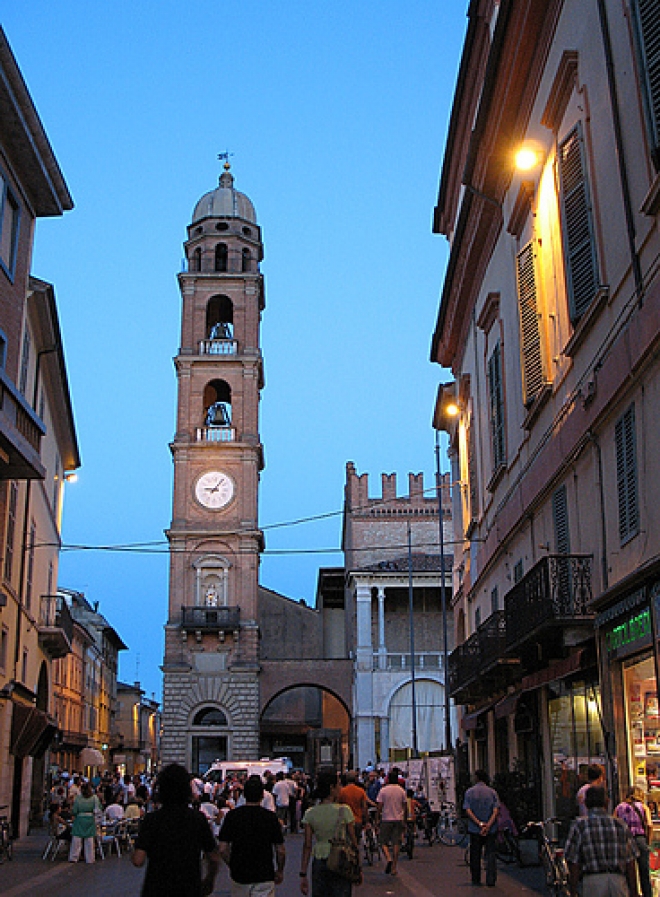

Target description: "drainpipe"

left=596, top=0, right=644, bottom=305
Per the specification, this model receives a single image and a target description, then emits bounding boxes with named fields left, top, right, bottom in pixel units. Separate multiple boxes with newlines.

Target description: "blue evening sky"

left=2, top=2, right=465, bottom=699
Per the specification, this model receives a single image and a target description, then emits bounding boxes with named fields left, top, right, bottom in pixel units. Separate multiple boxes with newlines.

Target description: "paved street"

left=0, top=828, right=547, bottom=897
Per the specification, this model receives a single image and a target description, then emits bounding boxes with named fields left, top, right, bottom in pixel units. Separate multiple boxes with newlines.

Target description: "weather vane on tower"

left=218, top=149, right=234, bottom=170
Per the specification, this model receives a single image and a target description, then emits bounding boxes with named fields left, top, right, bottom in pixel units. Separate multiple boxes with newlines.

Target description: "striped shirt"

left=564, top=810, right=639, bottom=875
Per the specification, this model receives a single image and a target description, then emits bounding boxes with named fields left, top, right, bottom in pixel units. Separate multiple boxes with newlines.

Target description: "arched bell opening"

left=206, top=295, right=234, bottom=340
left=203, top=379, right=232, bottom=428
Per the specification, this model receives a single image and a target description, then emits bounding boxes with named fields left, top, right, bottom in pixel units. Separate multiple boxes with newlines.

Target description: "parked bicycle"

left=525, top=818, right=569, bottom=897
left=436, top=801, right=468, bottom=846
left=0, top=807, right=13, bottom=863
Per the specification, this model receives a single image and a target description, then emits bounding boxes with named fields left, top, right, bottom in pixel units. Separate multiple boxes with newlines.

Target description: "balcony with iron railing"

left=372, top=652, right=444, bottom=672
left=504, top=554, right=593, bottom=653
left=180, top=605, right=241, bottom=633
left=0, top=367, right=45, bottom=479
left=38, top=594, right=74, bottom=659
left=447, top=609, right=519, bottom=701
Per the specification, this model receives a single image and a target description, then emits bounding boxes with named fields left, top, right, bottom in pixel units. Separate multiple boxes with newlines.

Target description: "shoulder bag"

left=327, top=805, right=362, bottom=883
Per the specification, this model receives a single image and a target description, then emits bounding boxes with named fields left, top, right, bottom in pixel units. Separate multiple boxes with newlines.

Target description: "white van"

left=203, top=757, right=291, bottom=785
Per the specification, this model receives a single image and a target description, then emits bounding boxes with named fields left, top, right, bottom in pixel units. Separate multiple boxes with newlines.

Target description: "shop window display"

left=549, top=680, right=605, bottom=826
left=624, top=655, right=659, bottom=815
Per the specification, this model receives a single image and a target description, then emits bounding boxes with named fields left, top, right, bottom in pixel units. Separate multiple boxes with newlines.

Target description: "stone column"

left=377, top=587, right=386, bottom=670
left=355, top=582, right=375, bottom=768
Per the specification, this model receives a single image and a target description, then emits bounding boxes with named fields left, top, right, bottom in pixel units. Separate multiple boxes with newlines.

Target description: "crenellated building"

left=337, top=463, right=454, bottom=767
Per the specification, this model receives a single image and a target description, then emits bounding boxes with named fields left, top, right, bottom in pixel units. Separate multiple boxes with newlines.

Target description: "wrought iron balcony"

left=504, top=554, right=593, bottom=652
left=37, top=594, right=73, bottom=659
left=180, top=605, right=240, bottom=632
left=448, top=610, right=517, bottom=701
left=448, top=630, right=482, bottom=699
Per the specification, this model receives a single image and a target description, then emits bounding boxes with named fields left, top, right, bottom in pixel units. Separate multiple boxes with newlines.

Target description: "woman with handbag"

left=614, top=786, right=653, bottom=897
left=299, top=771, right=360, bottom=896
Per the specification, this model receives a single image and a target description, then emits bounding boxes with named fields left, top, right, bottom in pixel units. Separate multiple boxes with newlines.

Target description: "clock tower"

left=161, top=163, right=265, bottom=770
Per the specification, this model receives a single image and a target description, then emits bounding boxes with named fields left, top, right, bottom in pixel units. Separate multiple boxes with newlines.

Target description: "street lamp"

left=407, top=522, right=419, bottom=759
left=432, top=382, right=459, bottom=754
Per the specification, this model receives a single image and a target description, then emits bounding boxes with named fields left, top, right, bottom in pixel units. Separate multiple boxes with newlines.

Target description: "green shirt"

left=302, top=802, right=354, bottom=859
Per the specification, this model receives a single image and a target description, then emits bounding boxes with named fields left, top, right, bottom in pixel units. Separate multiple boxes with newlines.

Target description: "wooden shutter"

left=488, top=344, right=505, bottom=472
left=517, top=241, right=545, bottom=406
left=616, top=404, right=640, bottom=543
left=552, top=485, right=571, bottom=554
left=558, top=123, right=599, bottom=322
left=467, top=419, right=479, bottom=522
left=633, top=0, right=660, bottom=168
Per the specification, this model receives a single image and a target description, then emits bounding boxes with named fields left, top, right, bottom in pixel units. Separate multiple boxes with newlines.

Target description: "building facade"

left=340, top=463, right=454, bottom=768
left=52, top=589, right=127, bottom=774
left=161, top=164, right=265, bottom=770
left=114, top=681, right=160, bottom=776
left=431, top=0, right=660, bottom=824
left=0, top=29, right=80, bottom=836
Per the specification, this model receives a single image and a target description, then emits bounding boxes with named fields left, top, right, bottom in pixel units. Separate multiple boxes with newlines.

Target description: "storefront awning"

left=10, top=703, right=58, bottom=758
left=80, top=747, right=105, bottom=767
left=461, top=699, right=497, bottom=731
left=494, top=692, right=520, bottom=719
left=520, top=649, right=585, bottom=692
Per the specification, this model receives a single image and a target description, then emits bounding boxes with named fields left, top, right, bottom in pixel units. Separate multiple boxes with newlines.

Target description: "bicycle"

left=415, top=804, right=438, bottom=845
left=436, top=801, right=468, bottom=846
left=363, top=810, right=381, bottom=866
left=525, top=818, right=569, bottom=897
left=0, top=809, right=13, bottom=863
left=404, top=818, right=415, bottom=859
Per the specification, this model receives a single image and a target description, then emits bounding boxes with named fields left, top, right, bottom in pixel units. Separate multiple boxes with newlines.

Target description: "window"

left=21, top=648, right=28, bottom=684
left=241, top=247, right=251, bottom=272
left=631, top=0, right=660, bottom=170
left=491, top=586, right=499, bottom=615
left=4, top=481, right=18, bottom=583
left=558, top=122, right=599, bottom=323
left=514, top=560, right=524, bottom=583
left=475, top=607, right=481, bottom=629
left=488, top=343, right=506, bottom=473
left=467, top=419, right=479, bottom=524
left=517, top=241, right=545, bottom=405
left=552, top=485, right=571, bottom=554
left=215, top=243, right=228, bottom=272
left=616, top=404, right=640, bottom=544
left=193, top=707, right=228, bottom=726
left=191, top=247, right=202, bottom=272
left=0, top=173, right=20, bottom=279
left=0, top=328, right=7, bottom=369
left=0, top=627, right=7, bottom=671
left=25, top=521, right=35, bottom=612
left=19, top=330, right=30, bottom=395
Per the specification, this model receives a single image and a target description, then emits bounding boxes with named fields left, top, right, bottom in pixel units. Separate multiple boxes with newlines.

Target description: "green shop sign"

left=605, top=607, right=652, bottom=654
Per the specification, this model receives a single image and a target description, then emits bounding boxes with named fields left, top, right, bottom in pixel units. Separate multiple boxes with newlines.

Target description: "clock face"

left=194, top=471, right=235, bottom=510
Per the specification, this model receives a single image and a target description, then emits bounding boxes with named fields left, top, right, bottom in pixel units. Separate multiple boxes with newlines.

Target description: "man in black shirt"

left=132, top=763, right=220, bottom=897
left=219, top=775, right=285, bottom=895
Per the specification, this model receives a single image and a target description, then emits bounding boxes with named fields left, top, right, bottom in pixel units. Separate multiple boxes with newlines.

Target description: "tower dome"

left=191, top=165, right=257, bottom=225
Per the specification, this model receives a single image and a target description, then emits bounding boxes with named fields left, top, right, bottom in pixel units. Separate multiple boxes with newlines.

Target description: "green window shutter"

left=517, top=241, right=545, bottom=406
left=558, top=123, right=599, bottom=323
left=615, top=404, right=640, bottom=544
left=633, top=0, right=660, bottom=169
left=488, top=343, right=505, bottom=473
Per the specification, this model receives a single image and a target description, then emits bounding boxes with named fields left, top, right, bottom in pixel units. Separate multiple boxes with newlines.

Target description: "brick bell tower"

left=161, top=162, right=265, bottom=771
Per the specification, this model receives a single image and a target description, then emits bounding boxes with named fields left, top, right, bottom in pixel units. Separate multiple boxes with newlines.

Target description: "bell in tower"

left=161, top=161, right=266, bottom=772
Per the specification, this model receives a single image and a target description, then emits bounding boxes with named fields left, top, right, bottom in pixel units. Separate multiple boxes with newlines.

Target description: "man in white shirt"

left=272, top=772, right=290, bottom=831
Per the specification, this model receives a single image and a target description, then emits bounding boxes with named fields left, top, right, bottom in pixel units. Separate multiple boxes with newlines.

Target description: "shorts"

left=379, top=820, right=404, bottom=846
left=276, top=806, right=288, bottom=823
